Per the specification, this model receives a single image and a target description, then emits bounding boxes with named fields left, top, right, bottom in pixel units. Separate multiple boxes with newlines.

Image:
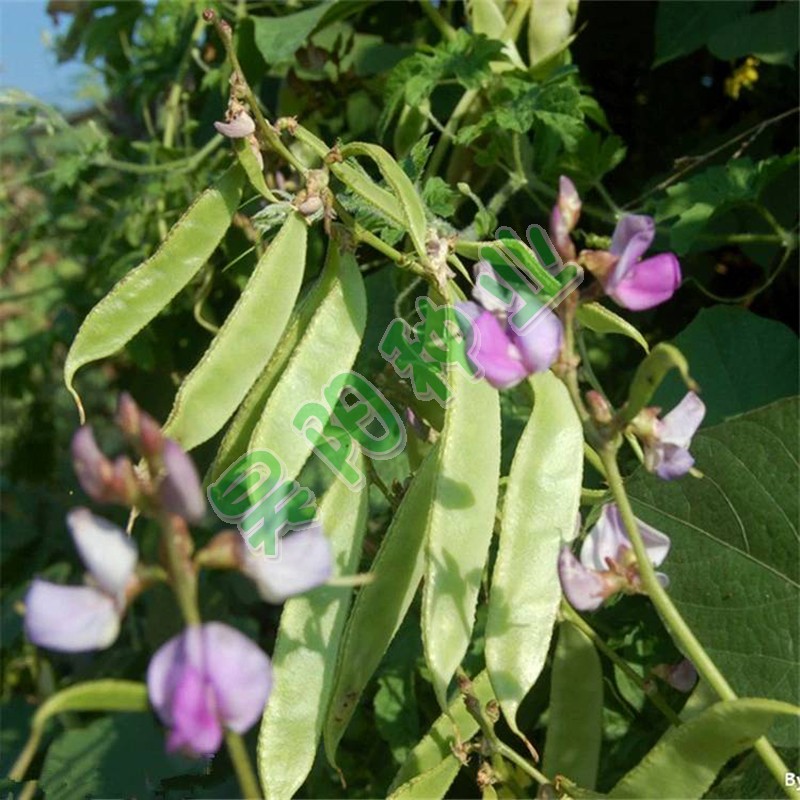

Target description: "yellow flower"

left=725, top=57, right=761, bottom=100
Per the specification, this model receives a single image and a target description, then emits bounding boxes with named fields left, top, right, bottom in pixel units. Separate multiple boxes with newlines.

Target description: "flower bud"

left=72, top=427, right=116, bottom=503
left=214, top=110, right=256, bottom=139
left=157, top=439, right=206, bottom=523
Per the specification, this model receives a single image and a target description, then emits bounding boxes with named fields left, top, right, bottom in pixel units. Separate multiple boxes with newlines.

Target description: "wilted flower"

left=456, top=261, right=563, bottom=390
left=558, top=504, right=671, bottom=611
left=24, top=509, right=137, bottom=652
left=147, top=622, right=272, bottom=758
left=589, top=215, right=682, bottom=311
left=213, top=110, right=256, bottom=139
left=652, top=658, right=698, bottom=692
left=549, top=175, right=581, bottom=262
left=636, top=392, right=706, bottom=480
left=239, top=524, right=333, bottom=603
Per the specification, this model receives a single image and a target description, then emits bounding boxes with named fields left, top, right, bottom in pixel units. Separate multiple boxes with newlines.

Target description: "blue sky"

left=0, top=0, right=92, bottom=109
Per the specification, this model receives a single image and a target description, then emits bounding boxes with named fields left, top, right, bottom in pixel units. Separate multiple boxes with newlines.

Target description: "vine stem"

left=599, top=448, right=793, bottom=797
left=225, top=730, right=262, bottom=799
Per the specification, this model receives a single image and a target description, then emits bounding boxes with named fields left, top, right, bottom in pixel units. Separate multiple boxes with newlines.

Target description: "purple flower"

left=549, top=176, right=581, bottom=262
left=558, top=504, right=671, bottom=611
left=239, top=524, right=333, bottom=603
left=147, top=622, right=272, bottom=758
left=24, top=509, right=137, bottom=652
left=602, top=215, right=682, bottom=311
left=456, top=262, right=563, bottom=390
left=213, top=111, right=256, bottom=139
left=158, top=439, right=206, bottom=523
left=641, top=392, right=706, bottom=480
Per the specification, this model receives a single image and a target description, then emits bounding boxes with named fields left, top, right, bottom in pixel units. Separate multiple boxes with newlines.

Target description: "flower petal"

left=549, top=206, right=576, bottom=263
left=557, top=547, right=607, bottom=611
left=654, top=444, right=695, bottom=480
left=242, top=525, right=333, bottom=604
left=659, top=392, right=705, bottom=448
left=158, top=439, right=206, bottom=523
left=148, top=626, right=224, bottom=758
left=202, top=622, right=273, bottom=733
left=512, top=304, right=563, bottom=374
left=463, top=309, right=528, bottom=389
left=608, top=252, right=681, bottom=311
left=24, top=580, right=121, bottom=652
left=666, top=659, right=698, bottom=692
left=67, top=508, right=137, bottom=598
left=556, top=175, right=581, bottom=230
left=472, top=261, right=515, bottom=314
left=165, top=663, right=223, bottom=757
left=609, top=214, right=655, bottom=280
left=639, top=520, right=672, bottom=567
left=580, top=504, right=630, bottom=570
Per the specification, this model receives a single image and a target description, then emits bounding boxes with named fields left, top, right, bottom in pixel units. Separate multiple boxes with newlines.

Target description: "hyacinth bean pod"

left=257, top=459, right=369, bottom=800
left=486, top=371, right=583, bottom=740
left=64, top=165, right=245, bottom=421
left=162, top=211, right=308, bottom=451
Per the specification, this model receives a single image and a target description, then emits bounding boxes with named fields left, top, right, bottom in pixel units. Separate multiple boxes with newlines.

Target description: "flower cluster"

left=24, top=394, right=333, bottom=758
left=558, top=504, right=671, bottom=611
left=552, top=176, right=682, bottom=311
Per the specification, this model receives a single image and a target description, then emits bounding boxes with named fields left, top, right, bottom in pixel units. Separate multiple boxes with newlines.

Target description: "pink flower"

left=456, top=261, right=563, bottom=390
left=640, top=392, right=706, bottom=480
left=24, top=509, right=137, bottom=652
left=602, top=215, right=682, bottom=311
left=147, top=623, right=272, bottom=758
left=558, top=504, right=671, bottom=611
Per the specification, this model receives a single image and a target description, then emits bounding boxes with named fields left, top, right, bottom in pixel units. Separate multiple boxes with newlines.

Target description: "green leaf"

left=422, top=365, right=501, bottom=707
left=577, top=302, right=649, bottom=353
left=390, top=671, right=495, bottom=793
left=252, top=3, right=334, bottom=64
left=64, top=165, right=244, bottom=420
left=708, top=2, right=799, bottom=66
left=39, top=714, right=205, bottom=800
left=653, top=155, right=798, bottom=255
left=609, top=698, right=800, bottom=798
left=258, top=461, right=368, bottom=800
left=422, top=177, right=459, bottom=218
left=627, top=398, right=800, bottom=746
left=339, top=142, right=429, bottom=262
left=486, top=371, right=583, bottom=739
left=324, top=444, right=441, bottom=766
left=162, top=212, right=307, bottom=451
left=656, top=306, right=799, bottom=427
left=542, top=621, right=603, bottom=790
left=653, top=1, right=753, bottom=67
left=247, top=244, right=366, bottom=479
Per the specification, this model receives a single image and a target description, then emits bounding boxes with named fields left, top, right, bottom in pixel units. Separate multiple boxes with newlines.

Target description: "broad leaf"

left=656, top=306, right=799, bottom=426
left=627, top=398, right=800, bottom=746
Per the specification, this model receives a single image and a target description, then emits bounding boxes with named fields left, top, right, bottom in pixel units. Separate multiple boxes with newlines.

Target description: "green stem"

left=600, top=449, right=793, bottom=797
left=98, top=135, right=223, bottom=175
left=425, top=87, right=480, bottom=182
left=225, top=729, right=262, bottom=799
left=419, top=0, right=457, bottom=41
